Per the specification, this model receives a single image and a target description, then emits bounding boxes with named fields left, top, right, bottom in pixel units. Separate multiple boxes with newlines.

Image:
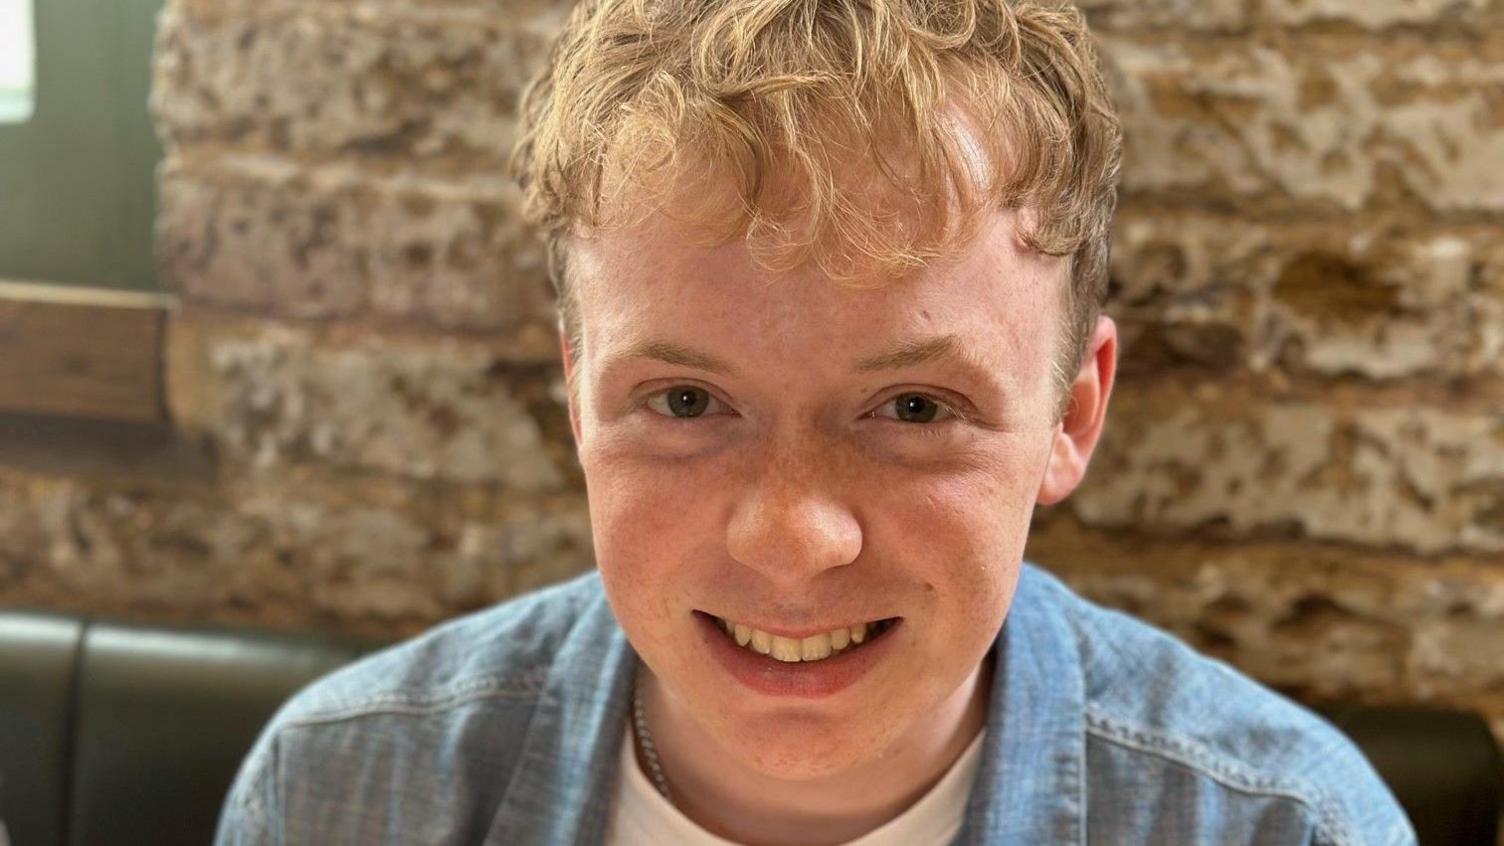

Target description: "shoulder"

left=275, top=569, right=609, bottom=723
left=214, top=571, right=615, bottom=842
left=1020, top=565, right=1416, bottom=846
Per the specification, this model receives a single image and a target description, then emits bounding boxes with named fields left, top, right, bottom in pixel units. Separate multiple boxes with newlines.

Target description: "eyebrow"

left=855, top=334, right=975, bottom=373
left=605, top=333, right=989, bottom=378
left=607, top=339, right=740, bottom=376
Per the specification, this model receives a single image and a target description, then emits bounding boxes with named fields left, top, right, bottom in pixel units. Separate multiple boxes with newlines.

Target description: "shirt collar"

left=957, top=563, right=1088, bottom=845
left=483, top=585, right=636, bottom=845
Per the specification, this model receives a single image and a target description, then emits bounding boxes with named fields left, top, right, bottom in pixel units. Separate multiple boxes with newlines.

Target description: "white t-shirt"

left=604, top=727, right=985, bottom=846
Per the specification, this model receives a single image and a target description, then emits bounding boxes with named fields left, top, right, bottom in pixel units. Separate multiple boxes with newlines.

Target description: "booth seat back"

left=0, top=611, right=375, bottom=846
left=1, top=609, right=1500, bottom=846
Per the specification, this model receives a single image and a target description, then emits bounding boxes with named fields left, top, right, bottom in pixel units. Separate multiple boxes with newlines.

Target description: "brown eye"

left=646, top=386, right=722, bottom=419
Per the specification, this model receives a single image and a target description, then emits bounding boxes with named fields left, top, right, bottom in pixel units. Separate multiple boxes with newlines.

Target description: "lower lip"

left=695, top=612, right=900, bottom=699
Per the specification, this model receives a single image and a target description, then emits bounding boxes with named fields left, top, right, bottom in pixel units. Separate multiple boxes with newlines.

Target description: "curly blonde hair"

left=512, top=0, right=1121, bottom=400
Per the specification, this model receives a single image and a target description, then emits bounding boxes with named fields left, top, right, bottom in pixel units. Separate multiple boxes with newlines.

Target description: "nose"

left=724, top=434, right=863, bottom=587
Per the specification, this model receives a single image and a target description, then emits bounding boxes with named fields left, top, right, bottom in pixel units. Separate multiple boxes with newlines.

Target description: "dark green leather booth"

left=0, top=609, right=1499, bottom=845
left=0, top=611, right=376, bottom=846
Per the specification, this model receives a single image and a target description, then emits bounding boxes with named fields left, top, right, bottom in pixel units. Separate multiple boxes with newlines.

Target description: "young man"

left=217, top=1, right=1415, bottom=843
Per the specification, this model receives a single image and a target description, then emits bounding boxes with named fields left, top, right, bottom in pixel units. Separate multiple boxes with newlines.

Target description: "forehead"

left=569, top=208, right=1067, bottom=388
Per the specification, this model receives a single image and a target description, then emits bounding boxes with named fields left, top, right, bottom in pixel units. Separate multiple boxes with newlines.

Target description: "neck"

left=636, top=657, right=991, bottom=846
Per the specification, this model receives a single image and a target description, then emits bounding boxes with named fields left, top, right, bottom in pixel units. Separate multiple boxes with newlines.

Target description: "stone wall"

left=1043, top=0, right=1504, bottom=731
left=1, top=0, right=1501, bottom=738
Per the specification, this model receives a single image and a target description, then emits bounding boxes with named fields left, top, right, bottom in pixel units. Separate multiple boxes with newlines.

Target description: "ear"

left=1036, top=316, right=1117, bottom=506
left=559, top=324, right=584, bottom=445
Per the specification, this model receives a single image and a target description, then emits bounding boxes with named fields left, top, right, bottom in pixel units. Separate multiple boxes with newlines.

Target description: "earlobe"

left=1036, top=429, right=1084, bottom=506
left=1036, top=316, right=1118, bottom=506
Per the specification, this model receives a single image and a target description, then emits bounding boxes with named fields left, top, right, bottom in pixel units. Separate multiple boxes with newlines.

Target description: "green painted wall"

left=0, top=0, right=164, bottom=291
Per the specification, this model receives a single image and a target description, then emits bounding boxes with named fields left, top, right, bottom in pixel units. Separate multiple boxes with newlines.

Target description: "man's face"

left=566, top=207, right=1073, bottom=779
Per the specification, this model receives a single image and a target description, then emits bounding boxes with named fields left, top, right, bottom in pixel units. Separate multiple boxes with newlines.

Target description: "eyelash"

left=640, top=385, right=968, bottom=435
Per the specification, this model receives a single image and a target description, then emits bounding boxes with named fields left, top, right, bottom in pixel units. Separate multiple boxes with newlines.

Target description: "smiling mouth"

left=699, top=612, right=901, bottom=664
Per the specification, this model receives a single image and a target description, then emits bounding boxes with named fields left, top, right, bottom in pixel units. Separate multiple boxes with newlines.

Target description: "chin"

left=702, top=700, right=903, bottom=782
left=738, top=736, right=872, bottom=782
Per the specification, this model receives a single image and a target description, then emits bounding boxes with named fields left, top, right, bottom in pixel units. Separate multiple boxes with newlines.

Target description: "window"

left=0, top=0, right=164, bottom=290
left=0, top=0, right=35, bottom=124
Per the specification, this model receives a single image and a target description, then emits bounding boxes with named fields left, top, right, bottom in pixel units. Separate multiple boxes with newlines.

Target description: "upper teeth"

left=718, top=618, right=872, bottom=663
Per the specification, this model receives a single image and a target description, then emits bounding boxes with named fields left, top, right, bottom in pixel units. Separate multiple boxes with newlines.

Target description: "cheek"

left=581, top=438, right=728, bottom=547
left=579, top=439, right=728, bottom=638
left=864, top=444, right=1044, bottom=622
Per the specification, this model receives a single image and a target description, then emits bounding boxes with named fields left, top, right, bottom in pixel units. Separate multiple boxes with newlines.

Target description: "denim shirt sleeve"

left=1083, top=705, right=1416, bottom=845
left=1021, top=564, right=1418, bottom=846
left=208, top=572, right=630, bottom=846
left=214, top=728, right=280, bottom=846
left=1307, top=728, right=1419, bottom=846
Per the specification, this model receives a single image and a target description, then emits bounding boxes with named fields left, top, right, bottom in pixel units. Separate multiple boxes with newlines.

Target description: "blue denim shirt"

left=215, top=564, right=1416, bottom=845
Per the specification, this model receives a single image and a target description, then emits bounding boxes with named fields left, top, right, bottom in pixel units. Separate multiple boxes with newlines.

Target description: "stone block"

left=1028, top=514, right=1504, bottom=707
left=229, top=484, right=592, bottom=624
left=153, top=6, right=553, bottom=163
left=1109, top=210, right=1504, bottom=380
left=169, top=317, right=573, bottom=489
left=170, top=0, right=575, bottom=26
left=0, top=466, right=594, bottom=631
left=1105, top=34, right=1504, bottom=210
left=1261, top=0, right=1497, bottom=29
left=158, top=156, right=556, bottom=333
left=1077, top=0, right=1249, bottom=32
left=0, top=470, right=294, bottom=621
left=1072, top=383, right=1504, bottom=554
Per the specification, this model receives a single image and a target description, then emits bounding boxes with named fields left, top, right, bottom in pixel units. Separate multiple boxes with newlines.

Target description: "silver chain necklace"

left=632, top=678, right=674, bottom=802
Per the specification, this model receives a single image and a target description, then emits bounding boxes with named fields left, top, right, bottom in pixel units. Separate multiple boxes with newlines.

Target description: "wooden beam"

left=0, top=280, right=174, bottom=424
